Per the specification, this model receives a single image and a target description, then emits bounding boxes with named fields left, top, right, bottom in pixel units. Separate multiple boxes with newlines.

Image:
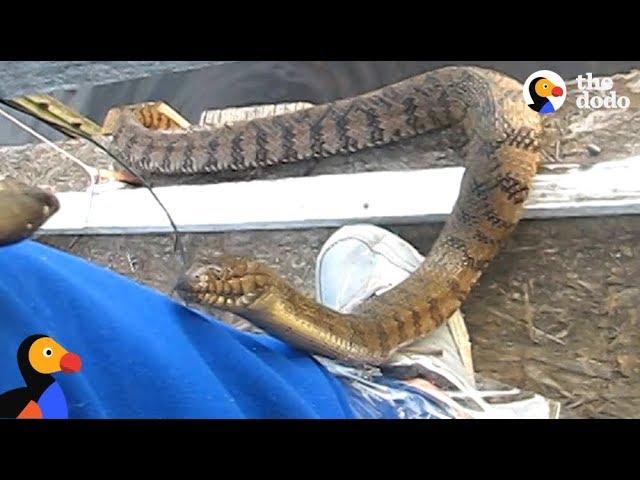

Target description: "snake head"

left=174, top=256, right=276, bottom=311
left=0, top=177, right=60, bottom=246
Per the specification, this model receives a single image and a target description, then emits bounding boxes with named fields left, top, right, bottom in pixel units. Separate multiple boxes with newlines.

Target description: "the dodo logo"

left=523, top=70, right=566, bottom=115
left=0, top=335, right=82, bottom=419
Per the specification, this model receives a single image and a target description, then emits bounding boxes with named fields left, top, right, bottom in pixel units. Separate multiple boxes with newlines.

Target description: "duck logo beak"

left=60, top=352, right=82, bottom=373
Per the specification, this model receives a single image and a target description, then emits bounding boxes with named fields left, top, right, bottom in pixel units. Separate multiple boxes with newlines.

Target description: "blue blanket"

left=0, top=240, right=355, bottom=418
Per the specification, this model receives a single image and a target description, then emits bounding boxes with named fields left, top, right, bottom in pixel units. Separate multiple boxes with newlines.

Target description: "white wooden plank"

left=200, top=102, right=314, bottom=128
left=38, top=157, right=640, bottom=235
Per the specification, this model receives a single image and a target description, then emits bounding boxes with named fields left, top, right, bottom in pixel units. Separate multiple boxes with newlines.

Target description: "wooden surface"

left=2, top=65, right=640, bottom=418
left=36, top=157, right=640, bottom=235
left=10, top=94, right=103, bottom=137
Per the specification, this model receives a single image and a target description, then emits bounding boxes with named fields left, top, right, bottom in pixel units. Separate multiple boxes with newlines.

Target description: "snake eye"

left=43, top=347, right=53, bottom=358
left=211, top=265, right=223, bottom=277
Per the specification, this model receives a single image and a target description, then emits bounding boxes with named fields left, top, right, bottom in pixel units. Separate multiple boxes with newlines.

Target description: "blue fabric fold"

left=0, top=240, right=355, bottom=419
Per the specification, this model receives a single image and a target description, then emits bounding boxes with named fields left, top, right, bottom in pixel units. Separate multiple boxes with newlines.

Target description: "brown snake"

left=112, top=66, right=543, bottom=366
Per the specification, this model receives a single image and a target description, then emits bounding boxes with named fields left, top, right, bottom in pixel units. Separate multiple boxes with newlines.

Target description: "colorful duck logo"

left=0, top=335, right=82, bottom=419
left=523, top=70, right=567, bottom=115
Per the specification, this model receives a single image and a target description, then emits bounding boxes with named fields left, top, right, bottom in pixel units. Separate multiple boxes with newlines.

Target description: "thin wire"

left=80, top=135, right=186, bottom=267
left=0, top=104, right=97, bottom=227
left=0, top=105, right=98, bottom=180
left=0, top=99, right=186, bottom=266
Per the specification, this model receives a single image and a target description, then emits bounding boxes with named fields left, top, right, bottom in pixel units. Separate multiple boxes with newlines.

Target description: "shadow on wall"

left=1, top=61, right=639, bottom=146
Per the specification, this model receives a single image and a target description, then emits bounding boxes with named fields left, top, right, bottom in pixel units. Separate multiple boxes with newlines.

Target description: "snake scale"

left=112, top=66, right=543, bottom=366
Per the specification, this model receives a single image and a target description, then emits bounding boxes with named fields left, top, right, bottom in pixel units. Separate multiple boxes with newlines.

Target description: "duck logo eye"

left=543, top=83, right=548, bottom=89
left=43, top=347, right=53, bottom=357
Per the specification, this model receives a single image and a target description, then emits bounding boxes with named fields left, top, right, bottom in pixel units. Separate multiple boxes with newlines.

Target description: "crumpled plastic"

left=316, top=349, right=560, bottom=419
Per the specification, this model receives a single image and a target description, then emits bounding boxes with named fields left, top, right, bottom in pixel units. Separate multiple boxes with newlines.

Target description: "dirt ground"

left=3, top=65, right=640, bottom=418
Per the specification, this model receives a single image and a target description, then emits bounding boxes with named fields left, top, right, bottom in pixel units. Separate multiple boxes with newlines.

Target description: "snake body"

left=113, top=66, right=543, bottom=366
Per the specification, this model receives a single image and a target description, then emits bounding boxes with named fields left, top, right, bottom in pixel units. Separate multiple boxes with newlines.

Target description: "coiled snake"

left=112, top=66, right=543, bottom=366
